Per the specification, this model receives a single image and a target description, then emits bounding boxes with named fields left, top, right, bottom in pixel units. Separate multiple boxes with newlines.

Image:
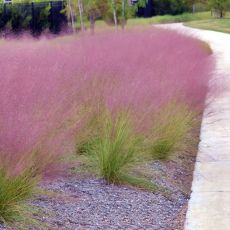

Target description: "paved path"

left=155, top=23, right=230, bottom=230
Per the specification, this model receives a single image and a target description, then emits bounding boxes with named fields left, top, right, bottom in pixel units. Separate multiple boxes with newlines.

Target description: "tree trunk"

left=121, top=0, right=125, bottom=30
left=112, top=0, right=118, bottom=29
left=90, top=15, right=95, bottom=35
left=68, top=0, right=76, bottom=33
left=220, top=10, right=223, bottom=18
left=192, top=3, right=196, bottom=14
left=78, top=0, right=85, bottom=31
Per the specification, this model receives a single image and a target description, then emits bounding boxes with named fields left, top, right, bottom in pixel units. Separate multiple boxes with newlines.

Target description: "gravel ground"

left=32, top=176, right=187, bottom=230
left=0, top=146, right=196, bottom=230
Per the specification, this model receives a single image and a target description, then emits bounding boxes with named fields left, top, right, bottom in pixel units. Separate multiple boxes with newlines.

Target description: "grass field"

left=185, top=19, right=230, bottom=34
left=127, top=12, right=213, bottom=26
left=127, top=11, right=230, bottom=34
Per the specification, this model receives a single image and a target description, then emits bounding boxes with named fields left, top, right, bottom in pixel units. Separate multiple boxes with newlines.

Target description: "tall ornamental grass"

left=0, top=28, right=213, bottom=220
left=76, top=108, right=159, bottom=191
left=86, top=110, right=140, bottom=184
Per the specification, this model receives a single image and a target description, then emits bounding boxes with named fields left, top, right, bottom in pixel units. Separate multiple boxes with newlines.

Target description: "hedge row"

left=0, top=1, right=67, bottom=35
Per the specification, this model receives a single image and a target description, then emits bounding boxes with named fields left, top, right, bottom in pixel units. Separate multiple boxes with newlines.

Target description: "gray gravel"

left=0, top=177, right=188, bottom=230
left=29, top=175, right=187, bottom=230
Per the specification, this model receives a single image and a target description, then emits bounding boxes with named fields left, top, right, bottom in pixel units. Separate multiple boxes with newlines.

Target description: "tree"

left=67, top=0, right=76, bottom=33
left=110, top=0, right=147, bottom=29
left=111, top=0, right=118, bottom=28
left=77, top=0, right=85, bottom=31
left=186, top=0, right=208, bottom=13
left=208, top=0, right=230, bottom=17
left=153, top=0, right=190, bottom=15
left=84, top=0, right=109, bottom=33
left=121, top=0, right=126, bottom=28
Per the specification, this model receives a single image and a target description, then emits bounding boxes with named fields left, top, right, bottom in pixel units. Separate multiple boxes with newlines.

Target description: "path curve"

left=155, top=23, right=230, bottom=230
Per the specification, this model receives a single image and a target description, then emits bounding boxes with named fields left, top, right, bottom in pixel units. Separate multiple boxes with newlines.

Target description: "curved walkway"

left=155, top=23, right=230, bottom=230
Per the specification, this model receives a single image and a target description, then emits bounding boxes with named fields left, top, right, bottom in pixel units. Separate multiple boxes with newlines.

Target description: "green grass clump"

left=0, top=168, right=37, bottom=224
left=75, top=109, right=158, bottom=191
left=88, top=110, right=141, bottom=184
left=148, top=102, right=195, bottom=160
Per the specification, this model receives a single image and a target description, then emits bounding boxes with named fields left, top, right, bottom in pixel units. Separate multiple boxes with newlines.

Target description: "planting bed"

left=0, top=146, right=197, bottom=230
left=32, top=145, right=198, bottom=230
left=0, top=28, right=213, bottom=229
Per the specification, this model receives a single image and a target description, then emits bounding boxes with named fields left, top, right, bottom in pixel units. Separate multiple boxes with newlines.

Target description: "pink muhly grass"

left=0, top=28, right=213, bottom=177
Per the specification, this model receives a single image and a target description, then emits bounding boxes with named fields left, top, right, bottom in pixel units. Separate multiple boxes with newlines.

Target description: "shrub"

left=11, top=4, right=31, bottom=33
left=0, top=5, right=10, bottom=31
left=0, top=2, right=66, bottom=35
left=153, top=0, right=190, bottom=16
left=30, top=4, right=50, bottom=36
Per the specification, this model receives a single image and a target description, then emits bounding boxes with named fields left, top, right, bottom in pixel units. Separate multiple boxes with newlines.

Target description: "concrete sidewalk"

left=155, top=23, right=230, bottom=230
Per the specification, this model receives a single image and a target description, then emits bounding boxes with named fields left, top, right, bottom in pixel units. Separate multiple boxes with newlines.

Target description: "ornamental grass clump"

left=76, top=108, right=158, bottom=191
left=0, top=168, right=37, bottom=224
left=92, top=110, right=139, bottom=184
left=78, top=109, right=139, bottom=182
left=148, top=101, right=196, bottom=160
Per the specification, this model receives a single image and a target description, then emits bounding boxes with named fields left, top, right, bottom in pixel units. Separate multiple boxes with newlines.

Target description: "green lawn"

left=126, top=12, right=213, bottom=27
left=185, top=19, right=230, bottom=34
left=60, top=10, right=230, bottom=35
left=127, top=11, right=230, bottom=34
